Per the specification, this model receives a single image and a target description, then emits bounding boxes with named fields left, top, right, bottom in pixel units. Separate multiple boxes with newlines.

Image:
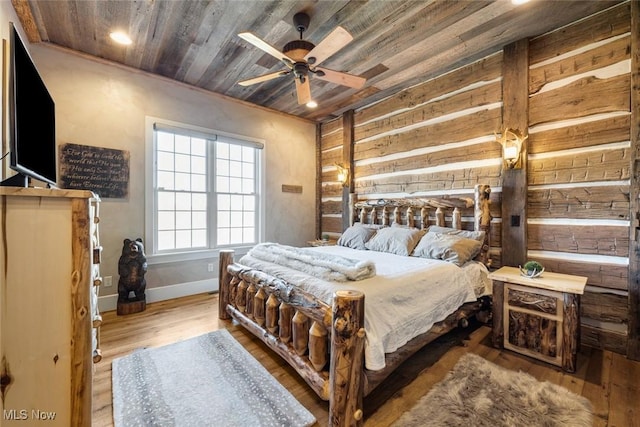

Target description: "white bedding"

left=238, top=245, right=491, bottom=371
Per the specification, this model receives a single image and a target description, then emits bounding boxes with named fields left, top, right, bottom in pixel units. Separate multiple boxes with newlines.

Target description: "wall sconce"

left=495, top=128, right=528, bottom=169
left=335, top=163, right=349, bottom=187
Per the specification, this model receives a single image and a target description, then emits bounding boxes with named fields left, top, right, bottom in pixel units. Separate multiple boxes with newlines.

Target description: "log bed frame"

left=218, top=184, right=492, bottom=426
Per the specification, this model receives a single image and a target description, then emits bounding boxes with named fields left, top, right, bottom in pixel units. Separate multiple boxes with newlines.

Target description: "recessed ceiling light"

left=512, top=0, right=530, bottom=4
left=110, top=31, right=132, bottom=45
left=306, top=100, right=318, bottom=108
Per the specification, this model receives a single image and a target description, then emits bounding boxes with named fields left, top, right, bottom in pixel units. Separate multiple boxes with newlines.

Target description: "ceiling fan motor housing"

left=283, top=39, right=315, bottom=61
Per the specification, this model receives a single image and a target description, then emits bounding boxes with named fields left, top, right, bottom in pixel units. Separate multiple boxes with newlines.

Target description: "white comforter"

left=239, top=245, right=491, bottom=371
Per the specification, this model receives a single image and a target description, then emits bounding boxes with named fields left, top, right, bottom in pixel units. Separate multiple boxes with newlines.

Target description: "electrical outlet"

left=104, top=276, right=113, bottom=287
left=207, top=263, right=214, bottom=272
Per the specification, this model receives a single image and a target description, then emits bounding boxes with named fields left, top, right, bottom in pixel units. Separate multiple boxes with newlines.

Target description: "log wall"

left=526, top=2, right=631, bottom=354
left=319, top=2, right=637, bottom=357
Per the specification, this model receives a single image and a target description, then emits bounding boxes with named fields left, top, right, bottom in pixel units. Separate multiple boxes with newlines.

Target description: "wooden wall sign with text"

left=59, top=143, right=130, bottom=198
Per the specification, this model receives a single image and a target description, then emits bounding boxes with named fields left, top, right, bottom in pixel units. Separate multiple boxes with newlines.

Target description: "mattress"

left=239, top=245, right=491, bottom=370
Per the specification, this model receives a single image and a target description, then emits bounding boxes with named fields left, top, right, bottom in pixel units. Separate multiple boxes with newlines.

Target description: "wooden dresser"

left=0, top=187, right=102, bottom=426
left=488, top=266, right=587, bottom=372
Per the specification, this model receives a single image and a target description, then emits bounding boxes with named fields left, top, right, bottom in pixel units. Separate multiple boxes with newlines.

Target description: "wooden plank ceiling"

left=13, top=0, right=622, bottom=123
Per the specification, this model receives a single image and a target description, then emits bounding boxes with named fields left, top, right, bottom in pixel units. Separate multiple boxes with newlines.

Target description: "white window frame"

left=144, top=116, right=265, bottom=264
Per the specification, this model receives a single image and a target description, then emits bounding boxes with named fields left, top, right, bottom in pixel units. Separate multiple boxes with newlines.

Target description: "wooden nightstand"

left=488, top=266, right=587, bottom=372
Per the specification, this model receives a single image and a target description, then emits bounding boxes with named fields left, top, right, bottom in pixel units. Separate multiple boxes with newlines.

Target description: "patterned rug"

left=392, top=353, right=593, bottom=427
left=112, top=329, right=316, bottom=427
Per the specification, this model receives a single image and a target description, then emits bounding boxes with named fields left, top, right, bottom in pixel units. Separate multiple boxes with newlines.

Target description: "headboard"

left=348, top=184, right=492, bottom=266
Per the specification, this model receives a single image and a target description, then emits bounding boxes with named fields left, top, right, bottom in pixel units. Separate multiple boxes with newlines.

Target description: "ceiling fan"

left=237, top=12, right=366, bottom=106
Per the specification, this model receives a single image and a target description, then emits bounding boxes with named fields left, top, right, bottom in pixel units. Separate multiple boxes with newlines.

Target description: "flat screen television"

left=1, top=23, right=57, bottom=187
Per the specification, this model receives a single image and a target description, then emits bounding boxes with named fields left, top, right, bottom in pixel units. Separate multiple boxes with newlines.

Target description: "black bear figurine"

left=117, top=238, right=148, bottom=314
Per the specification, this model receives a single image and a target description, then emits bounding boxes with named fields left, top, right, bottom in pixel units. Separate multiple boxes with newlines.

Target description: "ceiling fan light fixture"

left=109, top=31, right=132, bottom=45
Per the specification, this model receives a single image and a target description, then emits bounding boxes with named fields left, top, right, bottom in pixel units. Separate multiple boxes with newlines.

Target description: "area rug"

left=392, top=353, right=593, bottom=427
left=112, top=329, right=316, bottom=427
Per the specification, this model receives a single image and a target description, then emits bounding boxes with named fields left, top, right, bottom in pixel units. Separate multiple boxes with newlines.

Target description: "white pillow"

left=337, top=224, right=377, bottom=250
left=365, top=226, right=425, bottom=256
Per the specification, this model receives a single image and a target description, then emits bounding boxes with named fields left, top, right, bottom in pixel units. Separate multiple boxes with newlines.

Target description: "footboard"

left=218, top=251, right=366, bottom=427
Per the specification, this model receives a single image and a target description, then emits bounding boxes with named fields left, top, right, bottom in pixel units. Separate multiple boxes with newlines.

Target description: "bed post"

left=218, top=250, right=234, bottom=320
left=329, top=290, right=365, bottom=427
left=474, top=184, right=492, bottom=267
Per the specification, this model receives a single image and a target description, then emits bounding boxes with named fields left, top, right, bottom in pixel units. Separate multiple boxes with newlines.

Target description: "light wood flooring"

left=92, top=293, right=639, bottom=427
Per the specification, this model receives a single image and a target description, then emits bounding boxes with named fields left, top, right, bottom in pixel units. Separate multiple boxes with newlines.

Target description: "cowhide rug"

left=392, top=353, right=592, bottom=427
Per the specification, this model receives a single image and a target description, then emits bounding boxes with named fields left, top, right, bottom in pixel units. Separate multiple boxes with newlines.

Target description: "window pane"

left=243, top=211, right=255, bottom=226
left=230, top=228, right=243, bottom=244
left=192, top=156, right=206, bottom=174
left=243, top=195, right=255, bottom=210
left=218, top=194, right=230, bottom=210
left=217, top=228, right=230, bottom=245
left=230, top=213, right=243, bottom=227
left=175, top=135, right=190, bottom=154
left=229, top=144, right=242, bottom=161
left=193, top=194, right=207, bottom=210
left=192, top=138, right=206, bottom=156
left=192, top=174, right=206, bottom=192
left=242, top=162, right=254, bottom=179
left=231, top=194, right=243, bottom=208
left=158, top=211, right=175, bottom=230
left=218, top=211, right=230, bottom=227
left=216, top=177, right=229, bottom=193
left=157, top=192, right=175, bottom=210
left=176, top=212, right=191, bottom=229
left=193, top=211, right=207, bottom=228
left=192, top=229, right=206, bottom=247
left=229, top=160, right=242, bottom=177
left=175, top=173, right=191, bottom=191
left=157, top=132, right=174, bottom=151
left=217, top=142, right=229, bottom=159
left=157, top=230, right=175, bottom=250
left=217, top=158, right=229, bottom=176
left=175, top=192, right=191, bottom=209
left=175, top=154, right=190, bottom=173
left=157, top=151, right=174, bottom=171
left=242, top=178, right=253, bottom=193
left=243, top=227, right=255, bottom=243
left=242, top=146, right=254, bottom=162
left=157, top=171, right=174, bottom=190
left=175, top=230, right=191, bottom=248
left=229, top=177, right=242, bottom=193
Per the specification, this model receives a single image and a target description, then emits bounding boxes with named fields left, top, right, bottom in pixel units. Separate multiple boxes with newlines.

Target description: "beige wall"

left=1, top=20, right=316, bottom=305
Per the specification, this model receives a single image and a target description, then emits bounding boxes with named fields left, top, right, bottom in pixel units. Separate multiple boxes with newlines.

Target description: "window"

left=147, top=119, right=263, bottom=257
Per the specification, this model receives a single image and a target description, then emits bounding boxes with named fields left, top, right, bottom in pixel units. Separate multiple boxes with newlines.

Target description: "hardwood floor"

left=92, top=293, right=639, bottom=427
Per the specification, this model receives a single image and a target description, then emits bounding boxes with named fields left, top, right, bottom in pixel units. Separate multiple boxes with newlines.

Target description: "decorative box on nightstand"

left=488, top=266, right=587, bottom=372
left=307, top=239, right=337, bottom=247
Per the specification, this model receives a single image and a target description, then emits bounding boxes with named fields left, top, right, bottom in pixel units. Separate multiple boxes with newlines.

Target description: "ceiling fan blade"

left=295, top=77, right=312, bottom=105
left=304, top=26, right=353, bottom=66
left=315, top=67, right=366, bottom=89
left=238, top=70, right=290, bottom=86
left=238, top=32, right=294, bottom=66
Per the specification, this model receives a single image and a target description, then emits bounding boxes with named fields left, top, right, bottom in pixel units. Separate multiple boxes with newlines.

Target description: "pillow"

left=337, top=224, right=378, bottom=250
left=427, top=225, right=485, bottom=242
left=412, top=232, right=483, bottom=266
left=364, top=226, right=425, bottom=256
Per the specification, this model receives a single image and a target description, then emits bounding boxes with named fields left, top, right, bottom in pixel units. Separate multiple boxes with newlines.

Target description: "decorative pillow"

left=427, top=225, right=485, bottom=242
left=412, top=232, right=483, bottom=266
left=337, top=224, right=378, bottom=250
left=364, top=226, right=425, bottom=256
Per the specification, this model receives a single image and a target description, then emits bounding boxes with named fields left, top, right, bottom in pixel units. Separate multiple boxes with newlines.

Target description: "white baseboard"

left=98, top=278, right=218, bottom=313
